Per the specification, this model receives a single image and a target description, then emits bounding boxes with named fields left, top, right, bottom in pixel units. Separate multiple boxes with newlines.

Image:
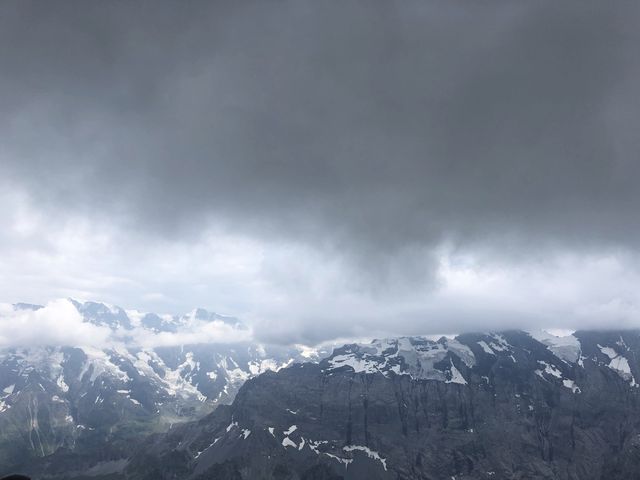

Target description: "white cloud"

left=127, top=321, right=253, bottom=349
left=0, top=299, right=112, bottom=348
left=249, top=248, right=640, bottom=344
left=0, top=299, right=253, bottom=349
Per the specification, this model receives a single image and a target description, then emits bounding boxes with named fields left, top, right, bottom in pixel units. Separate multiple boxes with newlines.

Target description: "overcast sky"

left=1, top=0, right=640, bottom=345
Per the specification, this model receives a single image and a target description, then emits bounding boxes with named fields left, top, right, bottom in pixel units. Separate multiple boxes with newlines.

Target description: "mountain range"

left=0, top=300, right=322, bottom=475
left=4, top=302, right=640, bottom=479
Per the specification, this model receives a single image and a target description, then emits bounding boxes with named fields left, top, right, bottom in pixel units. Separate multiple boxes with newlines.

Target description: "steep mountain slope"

left=123, top=329, right=640, bottom=480
left=0, top=300, right=320, bottom=474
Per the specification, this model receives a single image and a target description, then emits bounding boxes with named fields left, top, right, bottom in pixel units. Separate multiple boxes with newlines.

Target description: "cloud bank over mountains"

left=1, top=1, right=640, bottom=342
left=0, top=299, right=111, bottom=348
left=0, top=299, right=252, bottom=349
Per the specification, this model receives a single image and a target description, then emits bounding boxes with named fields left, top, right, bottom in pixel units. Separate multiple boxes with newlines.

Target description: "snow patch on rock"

left=344, top=445, right=387, bottom=470
left=325, top=336, right=475, bottom=383
left=598, top=344, right=638, bottom=386
left=528, top=330, right=581, bottom=364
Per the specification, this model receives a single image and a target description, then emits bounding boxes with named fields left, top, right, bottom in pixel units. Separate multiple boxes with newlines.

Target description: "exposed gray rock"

left=123, top=329, right=640, bottom=480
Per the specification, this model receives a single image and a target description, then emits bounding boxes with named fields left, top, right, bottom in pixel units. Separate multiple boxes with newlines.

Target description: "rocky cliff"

left=123, top=329, right=640, bottom=480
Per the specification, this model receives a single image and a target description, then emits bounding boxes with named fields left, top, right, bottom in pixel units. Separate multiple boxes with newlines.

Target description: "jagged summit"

left=186, top=307, right=245, bottom=328
left=10, top=298, right=248, bottom=334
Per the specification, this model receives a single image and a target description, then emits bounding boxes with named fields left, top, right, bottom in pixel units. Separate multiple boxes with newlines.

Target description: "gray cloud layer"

left=1, top=1, right=640, bottom=343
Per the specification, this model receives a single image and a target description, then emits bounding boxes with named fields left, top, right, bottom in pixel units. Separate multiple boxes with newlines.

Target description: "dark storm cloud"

left=1, top=0, right=640, bottom=284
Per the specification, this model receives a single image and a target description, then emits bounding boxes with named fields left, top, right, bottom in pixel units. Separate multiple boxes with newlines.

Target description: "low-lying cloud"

left=0, top=299, right=112, bottom=348
left=0, top=299, right=252, bottom=349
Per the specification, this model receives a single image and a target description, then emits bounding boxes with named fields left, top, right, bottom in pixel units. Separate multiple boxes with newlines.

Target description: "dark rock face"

left=123, top=330, right=640, bottom=480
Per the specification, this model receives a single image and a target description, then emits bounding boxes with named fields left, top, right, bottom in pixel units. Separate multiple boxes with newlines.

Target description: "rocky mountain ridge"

left=121, top=329, right=640, bottom=480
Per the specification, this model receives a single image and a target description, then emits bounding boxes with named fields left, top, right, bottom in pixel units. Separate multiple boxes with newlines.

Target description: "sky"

left=1, top=1, right=640, bottom=346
